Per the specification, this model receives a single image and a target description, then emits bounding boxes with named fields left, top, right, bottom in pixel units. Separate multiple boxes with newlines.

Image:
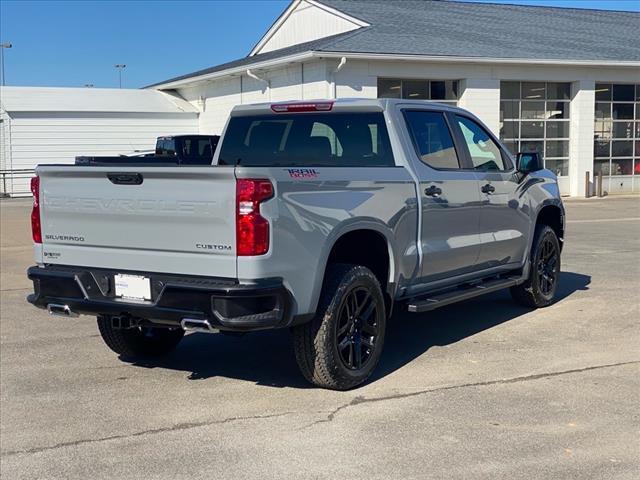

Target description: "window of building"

left=378, top=78, right=459, bottom=104
left=594, top=83, right=639, bottom=177
left=499, top=81, right=571, bottom=176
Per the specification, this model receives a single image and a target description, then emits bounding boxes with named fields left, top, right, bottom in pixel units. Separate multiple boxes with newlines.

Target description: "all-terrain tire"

left=510, top=224, right=561, bottom=308
left=97, top=315, right=184, bottom=358
left=292, top=264, right=386, bottom=390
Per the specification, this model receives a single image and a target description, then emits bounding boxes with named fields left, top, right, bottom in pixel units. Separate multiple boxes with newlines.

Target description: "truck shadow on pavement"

left=125, top=271, right=590, bottom=389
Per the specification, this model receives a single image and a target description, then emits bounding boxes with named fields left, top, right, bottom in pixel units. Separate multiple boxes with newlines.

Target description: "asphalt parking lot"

left=1, top=195, right=639, bottom=479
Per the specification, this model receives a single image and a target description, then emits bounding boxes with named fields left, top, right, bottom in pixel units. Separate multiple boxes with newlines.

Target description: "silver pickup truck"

left=27, top=98, right=564, bottom=390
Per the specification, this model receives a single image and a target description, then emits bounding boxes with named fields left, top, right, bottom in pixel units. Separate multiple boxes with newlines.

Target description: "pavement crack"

left=2, top=411, right=297, bottom=457
left=302, top=360, right=639, bottom=429
left=5, top=362, right=638, bottom=453
left=303, top=396, right=367, bottom=429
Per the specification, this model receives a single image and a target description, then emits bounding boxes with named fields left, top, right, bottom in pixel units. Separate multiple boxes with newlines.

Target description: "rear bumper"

left=27, top=265, right=294, bottom=332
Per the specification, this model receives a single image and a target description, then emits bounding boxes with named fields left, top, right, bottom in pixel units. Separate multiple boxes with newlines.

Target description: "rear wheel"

left=292, top=264, right=386, bottom=390
left=510, top=225, right=561, bottom=308
left=97, top=315, right=184, bottom=358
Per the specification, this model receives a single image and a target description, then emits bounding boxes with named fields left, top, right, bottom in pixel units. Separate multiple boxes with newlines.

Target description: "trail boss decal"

left=287, top=168, right=318, bottom=179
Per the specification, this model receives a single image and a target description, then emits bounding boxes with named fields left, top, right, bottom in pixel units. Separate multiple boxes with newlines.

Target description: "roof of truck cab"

left=230, top=98, right=383, bottom=114
left=230, top=98, right=466, bottom=114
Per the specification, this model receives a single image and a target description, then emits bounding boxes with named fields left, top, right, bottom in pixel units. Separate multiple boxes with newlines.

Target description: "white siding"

left=303, top=60, right=331, bottom=99
left=177, top=60, right=329, bottom=135
left=334, top=60, right=376, bottom=99
left=458, top=78, right=501, bottom=135
left=4, top=112, right=197, bottom=196
left=254, top=0, right=362, bottom=55
left=178, top=79, right=242, bottom=135
left=569, top=80, right=596, bottom=197
left=0, top=111, right=12, bottom=196
left=0, top=87, right=199, bottom=196
left=0, top=111, right=10, bottom=171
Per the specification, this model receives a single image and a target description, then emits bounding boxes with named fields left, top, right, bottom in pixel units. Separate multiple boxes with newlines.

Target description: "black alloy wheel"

left=292, top=264, right=387, bottom=390
left=536, top=235, right=559, bottom=296
left=510, top=224, right=561, bottom=308
left=336, top=286, right=380, bottom=370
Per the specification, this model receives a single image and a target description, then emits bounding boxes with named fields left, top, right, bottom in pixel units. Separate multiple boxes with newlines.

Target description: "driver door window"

left=455, top=115, right=506, bottom=171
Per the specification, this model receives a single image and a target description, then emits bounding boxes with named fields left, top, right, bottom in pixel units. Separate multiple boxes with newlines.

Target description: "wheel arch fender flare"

left=308, top=218, right=399, bottom=314
left=525, top=198, right=565, bottom=265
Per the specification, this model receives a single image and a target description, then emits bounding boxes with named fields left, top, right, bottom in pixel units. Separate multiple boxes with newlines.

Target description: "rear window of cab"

left=218, top=112, right=395, bottom=167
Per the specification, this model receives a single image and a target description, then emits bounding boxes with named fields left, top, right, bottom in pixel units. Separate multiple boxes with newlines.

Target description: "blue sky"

left=1, top=0, right=638, bottom=89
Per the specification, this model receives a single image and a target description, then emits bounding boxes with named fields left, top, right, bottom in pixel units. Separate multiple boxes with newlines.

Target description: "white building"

left=0, top=87, right=198, bottom=196
left=148, top=0, right=640, bottom=197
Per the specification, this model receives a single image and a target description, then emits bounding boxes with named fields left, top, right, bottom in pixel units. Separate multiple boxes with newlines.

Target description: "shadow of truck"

left=125, top=271, right=591, bottom=389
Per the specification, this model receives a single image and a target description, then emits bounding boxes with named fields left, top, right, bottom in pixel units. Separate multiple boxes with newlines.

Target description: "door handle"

left=424, top=185, right=442, bottom=197
left=107, top=173, right=143, bottom=185
left=481, top=183, right=495, bottom=194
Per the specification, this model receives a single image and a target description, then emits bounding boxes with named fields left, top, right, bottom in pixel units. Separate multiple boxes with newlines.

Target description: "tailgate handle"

left=107, top=173, right=143, bottom=185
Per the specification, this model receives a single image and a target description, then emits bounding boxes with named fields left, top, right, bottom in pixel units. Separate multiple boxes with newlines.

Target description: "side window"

left=455, top=115, right=506, bottom=171
left=164, top=139, right=176, bottom=156
left=404, top=110, right=460, bottom=169
left=183, top=139, right=193, bottom=157
left=198, top=139, right=213, bottom=159
left=157, top=139, right=174, bottom=156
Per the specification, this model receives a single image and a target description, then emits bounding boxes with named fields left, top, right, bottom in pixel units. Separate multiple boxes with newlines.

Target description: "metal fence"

left=0, top=169, right=36, bottom=197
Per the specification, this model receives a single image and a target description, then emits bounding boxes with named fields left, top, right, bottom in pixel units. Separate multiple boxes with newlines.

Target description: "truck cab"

left=155, top=135, right=220, bottom=165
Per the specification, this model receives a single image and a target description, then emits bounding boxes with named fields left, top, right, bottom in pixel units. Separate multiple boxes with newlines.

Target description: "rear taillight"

left=236, top=179, right=273, bottom=256
left=30, top=176, right=42, bottom=244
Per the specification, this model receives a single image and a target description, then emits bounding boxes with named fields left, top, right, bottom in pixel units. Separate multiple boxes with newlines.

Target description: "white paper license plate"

left=114, top=274, right=151, bottom=300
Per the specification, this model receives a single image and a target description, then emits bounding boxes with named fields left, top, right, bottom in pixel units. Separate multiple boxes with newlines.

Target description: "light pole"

left=114, top=64, right=126, bottom=88
left=1, top=43, right=12, bottom=87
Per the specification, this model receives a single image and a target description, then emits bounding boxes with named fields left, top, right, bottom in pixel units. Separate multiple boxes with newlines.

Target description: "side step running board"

left=407, top=277, right=521, bottom=313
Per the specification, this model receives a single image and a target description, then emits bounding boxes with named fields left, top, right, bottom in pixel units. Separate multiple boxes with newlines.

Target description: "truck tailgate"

left=37, top=166, right=237, bottom=278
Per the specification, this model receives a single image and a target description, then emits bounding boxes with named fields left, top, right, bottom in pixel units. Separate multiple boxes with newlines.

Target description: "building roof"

left=149, top=0, right=640, bottom=89
left=146, top=32, right=356, bottom=88
left=318, top=0, right=640, bottom=62
left=0, top=86, right=198, bottom=114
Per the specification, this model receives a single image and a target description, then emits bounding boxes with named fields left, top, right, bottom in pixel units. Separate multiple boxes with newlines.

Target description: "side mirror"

left=516, top=152, right=543, bottom=174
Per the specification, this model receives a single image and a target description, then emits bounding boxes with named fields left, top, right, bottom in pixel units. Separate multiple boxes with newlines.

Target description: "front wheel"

left=510, top=225, right=561, bottom=308
left=292, top=264, right=387, bottom=390
left=97, top=315, right=184, bottom=358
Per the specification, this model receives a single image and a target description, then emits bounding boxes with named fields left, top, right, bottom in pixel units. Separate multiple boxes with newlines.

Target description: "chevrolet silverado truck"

left=26, top=99, right=564, bottom=390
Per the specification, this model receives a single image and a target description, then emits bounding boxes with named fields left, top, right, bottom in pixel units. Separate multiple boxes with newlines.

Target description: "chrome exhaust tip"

left=47, top=304, right=79, bottom=318
left=180, top=318, right=215, bottom=334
